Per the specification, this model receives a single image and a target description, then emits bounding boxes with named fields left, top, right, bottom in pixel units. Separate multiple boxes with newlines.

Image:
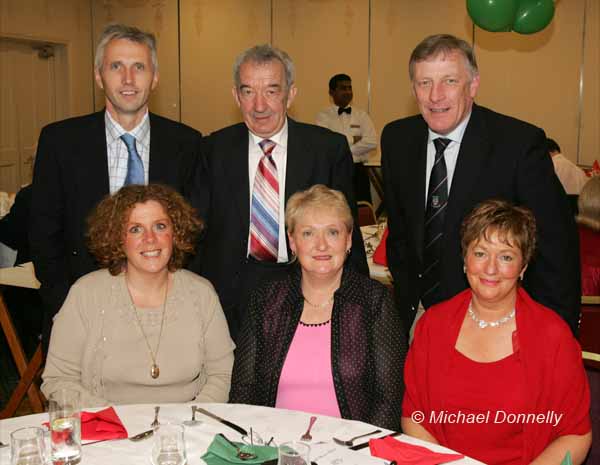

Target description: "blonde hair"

left=577, top=176, right=600, bottom=232
left=285, top=184, right=353, bottom=234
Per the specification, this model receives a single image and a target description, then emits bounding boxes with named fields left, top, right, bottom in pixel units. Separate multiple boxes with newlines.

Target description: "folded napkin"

left=372, top=226, right=388, bottom=266
left=561, top=451, right=573, bottom=465
left=370, top=436, right=464, bottom=465
left=80, top=407, right=128, bottom=441
left=201, top=434, right=278, bottom=465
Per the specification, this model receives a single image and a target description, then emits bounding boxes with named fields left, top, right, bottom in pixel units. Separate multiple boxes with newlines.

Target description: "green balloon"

left=467, top=0, right=519, bottom=32
left=512, top=0, right=555, bottom=34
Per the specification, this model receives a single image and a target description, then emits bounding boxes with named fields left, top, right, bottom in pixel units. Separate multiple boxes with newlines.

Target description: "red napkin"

left=370, top=436, right=464, bottom=465
left=80, top=407, right=128, bottom=441
left=592, top=160, right=600, bottom=176
left=373, top=227, right=388, bottom=266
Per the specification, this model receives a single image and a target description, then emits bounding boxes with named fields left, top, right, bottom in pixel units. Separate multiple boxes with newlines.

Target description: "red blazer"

left=403, top=287, right=591, bottom=464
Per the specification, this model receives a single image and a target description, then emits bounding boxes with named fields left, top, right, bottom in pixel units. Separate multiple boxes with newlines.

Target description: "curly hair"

left=460, top=199, right=537, bottom=267
left=87, top=184, right=203, bottom=275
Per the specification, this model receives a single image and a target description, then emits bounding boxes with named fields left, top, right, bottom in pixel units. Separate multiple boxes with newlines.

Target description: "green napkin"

left=560, top=451, right=573, bottom=465
left=201, top=434, right=278, bottom=465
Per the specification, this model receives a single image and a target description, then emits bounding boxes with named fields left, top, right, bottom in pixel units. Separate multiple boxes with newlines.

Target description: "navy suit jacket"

left=190, top=118, right=368, bottom=326
left=30, top=110, right=202, bottom=321
left=382, top=104, right=580, bottom=334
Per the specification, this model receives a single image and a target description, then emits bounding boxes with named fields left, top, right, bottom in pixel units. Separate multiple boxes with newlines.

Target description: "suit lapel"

left=84, top=111, right=110, bottom=201
left=227, top=125, right=251, bottom=234
left=445, top=105, right=491, bottom=232
left=284, top=118, right=312, bottom=203
left=409, top=120, right=429, bottom=264
left=148, top=113, right=169, bottom=183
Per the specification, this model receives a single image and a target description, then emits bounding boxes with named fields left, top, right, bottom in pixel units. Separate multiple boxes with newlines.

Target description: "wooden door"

left=0, top=38, right=57, bottom=192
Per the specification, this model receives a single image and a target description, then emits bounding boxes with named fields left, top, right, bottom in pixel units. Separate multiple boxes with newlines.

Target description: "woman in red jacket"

left=402, top=199, right=591, bottom=465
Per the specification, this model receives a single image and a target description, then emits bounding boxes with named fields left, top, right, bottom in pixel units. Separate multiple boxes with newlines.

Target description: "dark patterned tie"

left=422, top=137, right=451, bottom=309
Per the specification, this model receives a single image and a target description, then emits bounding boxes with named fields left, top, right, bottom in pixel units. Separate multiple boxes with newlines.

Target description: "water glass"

left=150, top=423, right=187, bottom=465
left=10, top=427, right=48, bottom=465
left=48, top=389, right=81, bottom=464
left=278, top=441, right=310, bottom=465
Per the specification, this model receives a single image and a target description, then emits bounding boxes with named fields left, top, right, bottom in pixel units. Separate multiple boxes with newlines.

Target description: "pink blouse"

left=275, top=321, right=342, bottom=417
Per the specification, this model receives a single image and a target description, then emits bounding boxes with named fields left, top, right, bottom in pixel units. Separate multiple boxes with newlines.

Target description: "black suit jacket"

left=382, top=104, right=580, bottom=333
left=30, top=110, right=202, bottom=322
left=190, top=118, right=368, bottom=329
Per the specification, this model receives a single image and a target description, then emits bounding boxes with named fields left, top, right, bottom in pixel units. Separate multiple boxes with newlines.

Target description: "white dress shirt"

left=551, top=153, right=589, bottom=195
left=424, top=112, right=471, bottom=206
left=105, top=111, right=150, bottom=194
left=247, top=120, right=289, bottom=262
left=315, top=105, right=377, bottom=163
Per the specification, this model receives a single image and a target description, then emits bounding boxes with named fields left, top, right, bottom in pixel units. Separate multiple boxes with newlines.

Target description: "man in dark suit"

left=190, top=44, right=367, bottom=340
left=30, top=24, right=202, bottom=353
left=382, top=34, right=579, bottom=335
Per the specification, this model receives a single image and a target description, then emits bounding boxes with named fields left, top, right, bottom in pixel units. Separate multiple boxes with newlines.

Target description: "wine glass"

left=278, top=441, right=310, bottom=465
left=10, top=427, right=48, bottom=465
left=151, top=423, right=187, bottom=465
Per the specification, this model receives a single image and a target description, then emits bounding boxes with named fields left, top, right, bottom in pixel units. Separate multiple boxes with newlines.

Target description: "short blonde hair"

left=577, top=176, right=600, bottom=232
left=285, top=184, right=353, bottom=234
left=460, top=199, right=537, bottom=267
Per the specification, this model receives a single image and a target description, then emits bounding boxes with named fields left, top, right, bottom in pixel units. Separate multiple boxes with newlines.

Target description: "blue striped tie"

left=121, top=133, right=144, bottom=186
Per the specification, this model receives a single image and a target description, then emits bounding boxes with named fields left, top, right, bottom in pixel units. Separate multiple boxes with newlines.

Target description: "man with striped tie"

left=382, top=34, right=579, bottom=337
left=30, top=24, right=201, bottom=354
left=191, top=45, right=368, bottom=341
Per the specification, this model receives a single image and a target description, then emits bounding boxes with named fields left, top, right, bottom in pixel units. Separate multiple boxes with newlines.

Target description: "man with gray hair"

left=382, top=34, right=579, bottom=335
left=30, top=23, right=202, bottom=353
left=190, top=44, right=367, bottom=340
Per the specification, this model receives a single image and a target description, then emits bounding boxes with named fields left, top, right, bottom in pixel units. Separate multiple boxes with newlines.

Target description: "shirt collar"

left=249, top=117, right=288, bottom=149
left=105, top=110, right=150, bottom=149
left=428, top=110, right=472, bottom=145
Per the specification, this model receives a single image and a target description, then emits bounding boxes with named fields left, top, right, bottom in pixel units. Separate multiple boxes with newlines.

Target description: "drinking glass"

left=150, top=423, right=187, bottom=465
left=48, top=389, right=81, bottom=464
left=278, top=441, right=310, bottom=465
left=10, top=427, right=48, bottom=465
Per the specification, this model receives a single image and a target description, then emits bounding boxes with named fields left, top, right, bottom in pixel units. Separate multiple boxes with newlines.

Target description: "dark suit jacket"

left=190, top=118, right=368, bottom=332
left=30, top=110, right=202, bottom=323
left=382, top=104, right=580, bottom=334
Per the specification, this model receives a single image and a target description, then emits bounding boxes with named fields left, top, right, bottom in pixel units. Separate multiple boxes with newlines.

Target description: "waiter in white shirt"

left=316, top=74, right=377, bottom=202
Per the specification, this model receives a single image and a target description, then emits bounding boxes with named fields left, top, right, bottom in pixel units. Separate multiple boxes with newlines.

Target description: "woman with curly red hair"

left=42, top=184, right=234, bottom=406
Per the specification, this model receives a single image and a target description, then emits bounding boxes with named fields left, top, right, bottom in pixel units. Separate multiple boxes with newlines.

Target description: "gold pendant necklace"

left=125, top=275, right=168, bottom=379
left=303, top=295, right=334, bottom=309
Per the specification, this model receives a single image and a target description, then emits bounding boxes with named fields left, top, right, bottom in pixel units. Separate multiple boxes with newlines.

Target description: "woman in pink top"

left=230, top=185, right=406, bottom=430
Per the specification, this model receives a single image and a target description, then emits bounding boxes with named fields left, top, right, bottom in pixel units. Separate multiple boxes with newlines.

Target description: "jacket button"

left=418, top=273, right=423, bottom=278
left=71, top=250, right=78, bottom=256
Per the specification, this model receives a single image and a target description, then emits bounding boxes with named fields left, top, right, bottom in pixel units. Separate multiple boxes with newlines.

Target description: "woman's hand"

left=400, top=416, right=439, bottom=445
left=528, top=432, right=592, bottom=465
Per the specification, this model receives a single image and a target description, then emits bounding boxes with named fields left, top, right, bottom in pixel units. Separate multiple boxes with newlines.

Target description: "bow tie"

left=338, top=107, right=352, bottom=115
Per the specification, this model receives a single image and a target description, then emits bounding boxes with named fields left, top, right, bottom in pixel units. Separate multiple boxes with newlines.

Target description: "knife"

left=195, top=407, right=248, bottom=436
left=349, top=431, right=402, bottom=450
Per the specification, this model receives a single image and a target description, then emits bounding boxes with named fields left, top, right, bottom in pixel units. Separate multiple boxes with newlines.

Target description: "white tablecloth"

left=0, top=403, right=483, bottom=465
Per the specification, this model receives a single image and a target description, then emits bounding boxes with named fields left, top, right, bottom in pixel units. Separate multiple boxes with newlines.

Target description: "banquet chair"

left=0, top=263, right=45, bottom=418
left=357, top=201, right=377, bottom=226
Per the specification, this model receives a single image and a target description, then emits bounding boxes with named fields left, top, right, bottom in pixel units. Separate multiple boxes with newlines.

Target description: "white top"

left=424, top=112, right=471, bottom=206
left=105, top=110, right=150, bottom=193
left=247, top=120, right=289, bottom=262
left=315, top=105, right=377, bottom=163
left=552, top=153, right=589, bottom=195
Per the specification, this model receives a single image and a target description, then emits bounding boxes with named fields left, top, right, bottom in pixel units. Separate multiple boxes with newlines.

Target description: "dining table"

left=0, top=402, right=484, bottom=465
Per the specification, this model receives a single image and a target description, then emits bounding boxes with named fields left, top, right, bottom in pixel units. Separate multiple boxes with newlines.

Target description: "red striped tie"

left=250, top=139, right=279, bottom=262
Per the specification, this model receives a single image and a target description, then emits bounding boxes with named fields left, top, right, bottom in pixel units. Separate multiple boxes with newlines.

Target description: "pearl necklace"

left=468, top=302, right=515, bottom=329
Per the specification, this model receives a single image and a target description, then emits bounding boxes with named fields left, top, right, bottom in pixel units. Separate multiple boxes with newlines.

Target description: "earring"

left=346, top=249, right=351, bottom=256
left=463, top=265, right=466, bottom=274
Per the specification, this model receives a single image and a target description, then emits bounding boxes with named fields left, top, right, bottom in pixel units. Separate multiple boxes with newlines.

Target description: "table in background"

left=0, top=403, right=484, bottom=465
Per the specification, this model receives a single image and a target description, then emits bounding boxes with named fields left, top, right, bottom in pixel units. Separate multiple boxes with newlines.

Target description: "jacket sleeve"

left=367, top=286, right=406, bottom=430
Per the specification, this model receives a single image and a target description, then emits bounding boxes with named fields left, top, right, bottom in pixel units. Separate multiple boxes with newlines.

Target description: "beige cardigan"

left=42, top=269, right=235, bottom=407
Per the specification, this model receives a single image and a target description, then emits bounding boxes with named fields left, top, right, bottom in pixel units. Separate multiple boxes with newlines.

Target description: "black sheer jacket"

left=230, top=263, right=406, bottom=430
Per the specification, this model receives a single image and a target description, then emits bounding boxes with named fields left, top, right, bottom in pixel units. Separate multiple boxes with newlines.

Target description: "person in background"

left=547, top=138, right=589, bottom=195
left=42, top=184, right=234, bottom=406
left=230, top=185, right=405, bottom=430
left=190, top=45, right=367, bottom=342
left=576, top=176, right=600, bottom=295
left=382, top=34, right=580, bottom=336
left=402, top=199, right=591, bottom=465
left=316, top=74, right=377, bottom=202
left=30, top=24, right=202, bottom=355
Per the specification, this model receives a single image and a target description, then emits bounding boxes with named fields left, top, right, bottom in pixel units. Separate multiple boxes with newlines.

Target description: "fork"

left=151, top=406, right=160, bottom=429
left=300, top=416, right=317, bottom=441
left=218, top=433, right=257, bottom=460
left=332, top=429, right=382, bottom=446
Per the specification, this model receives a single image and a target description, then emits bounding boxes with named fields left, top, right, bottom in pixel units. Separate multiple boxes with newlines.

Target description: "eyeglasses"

left=241, top=428, right=276, bottom=447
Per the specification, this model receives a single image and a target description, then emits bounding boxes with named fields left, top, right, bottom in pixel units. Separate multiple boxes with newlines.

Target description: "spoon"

left=218, top=433, right=257, bottom=460
left=183, top=405, right=202, bottom=426
left=300, top=416, right=317, bottom=441
left=332, top=429, right=382, bottom=446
